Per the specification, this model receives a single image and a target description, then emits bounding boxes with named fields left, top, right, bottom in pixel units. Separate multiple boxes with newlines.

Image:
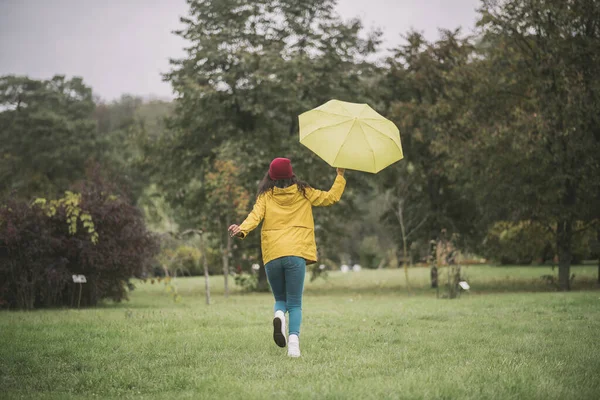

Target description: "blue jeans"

left=265, top=256, right=306, bottom=336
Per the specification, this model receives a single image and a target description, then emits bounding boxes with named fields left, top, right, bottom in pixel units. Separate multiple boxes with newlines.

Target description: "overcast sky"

left=0, top=0, right=480, bottom=101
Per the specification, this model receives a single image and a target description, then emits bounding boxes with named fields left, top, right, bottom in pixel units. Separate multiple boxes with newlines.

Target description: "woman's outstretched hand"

left=336, top=168, right=345, bottom=176
left=228, top=224, right=242, bottom=238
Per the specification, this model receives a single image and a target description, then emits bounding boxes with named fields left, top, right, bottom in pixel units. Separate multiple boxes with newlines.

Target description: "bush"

left=234, top=272, right=258, bottom=291
left=482, top=221, right=595, bottom=265
left=482, top=221, right=553, bottom=265
left=0, top=176, right=159, bottom=309
left=0, top=199, right=67, bottom=309
left=158, top=245, right=202, bottom=277
left=359, top=235, right=384, bottom=269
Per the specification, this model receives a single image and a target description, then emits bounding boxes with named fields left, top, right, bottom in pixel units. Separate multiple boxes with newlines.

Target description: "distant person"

left=228, top=158, right=345, bottom=357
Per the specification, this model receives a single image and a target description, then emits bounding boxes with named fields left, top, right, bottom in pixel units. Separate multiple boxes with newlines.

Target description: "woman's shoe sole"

left=273, top=317, right=287, bottom=348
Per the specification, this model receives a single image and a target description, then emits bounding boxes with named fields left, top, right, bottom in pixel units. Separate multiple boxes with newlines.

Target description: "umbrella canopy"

left=298, top=100, right=403, bottom=173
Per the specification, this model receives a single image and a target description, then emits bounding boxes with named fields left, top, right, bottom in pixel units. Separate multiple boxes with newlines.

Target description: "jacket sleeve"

left=305, top=175, right=346, bottom=207
left=238, top=194, right=266, bottom=238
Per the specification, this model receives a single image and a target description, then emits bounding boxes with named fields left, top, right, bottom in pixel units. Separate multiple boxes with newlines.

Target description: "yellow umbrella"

left=298, top=99, right=403, bottom=173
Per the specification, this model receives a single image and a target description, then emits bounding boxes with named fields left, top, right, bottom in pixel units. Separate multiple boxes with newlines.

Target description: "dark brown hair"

left=257, top=172, right=310, bottom=198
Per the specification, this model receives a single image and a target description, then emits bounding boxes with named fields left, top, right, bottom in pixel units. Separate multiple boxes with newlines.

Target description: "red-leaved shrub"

left=0, top=176, right=159, bottom=309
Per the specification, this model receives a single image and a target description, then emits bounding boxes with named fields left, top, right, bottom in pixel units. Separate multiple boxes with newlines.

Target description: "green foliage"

left=33, top=191, right=99, bottom=244
left=141, top=275, right=182, bottom=303
left=155, top=0, right=381, bottom=234
left=0, top=75, right=105, bottom=198
left=138, top=184, right=179, bottom=233
left=203, top=158, right=250, bottom=253
left=233, top=272, right=259, bottom=292
left=308, top=262, right=330, bottom=282
left=358, top=235, right=384, bottom=269
left=158, top=245, right=202, bottom=277
left=483, top=221, right=553, bottom=265
left=94, top=95, right=174, bottom=204
left=3, top=0, right=599, bottom=297
left=433, top=0, right=600, bottom=289
left=148, top=1, right=599, bottom=287
left=205, top=159, right=250, bottom=222
left=375, top=29, right=482, bottom=261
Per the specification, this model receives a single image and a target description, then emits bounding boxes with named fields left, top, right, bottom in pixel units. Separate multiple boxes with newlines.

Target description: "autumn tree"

left=204, top=158, right=250, bottom=296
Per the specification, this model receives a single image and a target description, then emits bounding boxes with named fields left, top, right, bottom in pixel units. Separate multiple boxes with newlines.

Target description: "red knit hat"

left=269, top=158, right=294, bottom=180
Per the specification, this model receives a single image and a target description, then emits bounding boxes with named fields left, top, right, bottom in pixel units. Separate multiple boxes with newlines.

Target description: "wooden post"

left=77, top=283, right=83, bottom=308
left=72, top=275, right=87, bottom=308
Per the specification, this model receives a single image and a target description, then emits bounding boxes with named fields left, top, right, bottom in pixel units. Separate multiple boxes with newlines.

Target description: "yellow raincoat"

left=238, top=175, right=346, bottom=265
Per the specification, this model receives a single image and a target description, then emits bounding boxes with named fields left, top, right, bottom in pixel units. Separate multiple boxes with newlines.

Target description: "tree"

left=376, top=30, right=481, bottom=285
left=436, top=0, right=600, bottom=290
left=94, top=95, right=174, bottom=204
left=154, top=0, right=381, bottom=286
left=382, top=172, right=428, bottom=288
left=204, top=158, right=250, bottom=296
left=177, top=229, right=212, bottom=305
left=0, top=75, right=105, bottom=198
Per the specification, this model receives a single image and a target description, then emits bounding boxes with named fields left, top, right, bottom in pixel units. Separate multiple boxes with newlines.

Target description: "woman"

left=228, top=158, right=346, bottom=357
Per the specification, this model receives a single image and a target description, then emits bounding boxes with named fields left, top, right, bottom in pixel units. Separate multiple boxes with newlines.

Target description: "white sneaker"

left=273, top=311, right=287, bottom=348
left=288, top=334, right=301, bottom=357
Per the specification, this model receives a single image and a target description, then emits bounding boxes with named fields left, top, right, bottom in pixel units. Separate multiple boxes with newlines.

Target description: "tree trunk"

left=402, top=237, right=410, bottom=291
left=221, top=217, right=232, bottom=297
left=557, top=219, right=573, bottom=291
left=221, top=242, right=230, bottom=298
left=597, top=228, right=600, bottom=284
left=200, top=233, right=211, bottom=305
left=430, top=266, right=438, bottom=288
left=429, top=240, right=438, bottom=293
left=398, top=202, right=410, bottom=292
left=221, top=243, right=229, bottom=297
left=256, top=247, right=269, bottom=291
left=204, top=256, right=211, bottom=305
left=226, top=230, right=232, bottom=293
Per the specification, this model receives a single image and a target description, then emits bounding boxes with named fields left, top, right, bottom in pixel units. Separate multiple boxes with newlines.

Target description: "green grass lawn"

left=1, top=266, right=599, bottom=399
